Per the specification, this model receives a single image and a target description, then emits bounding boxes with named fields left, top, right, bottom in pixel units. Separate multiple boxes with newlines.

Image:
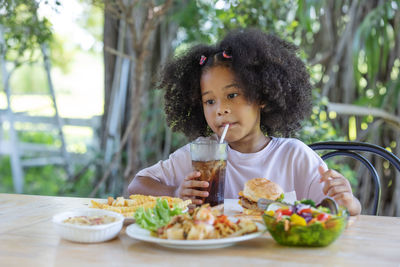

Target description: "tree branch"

left=104, top=45, right=134, bottom=60
left=154, top=0, right=173, bottom=17
left=138, top=0, right=173, bottom=52
left=308, top=50, right=332, bottom=66
left=321, top=0, right=359, bottom=97
left=327, top=102, right=400, bottom=129
left=89, top=113, right=136, bottom=197
left=386, top=6, right=400, bottom=81
left=104, top=2, right=124, bottom=21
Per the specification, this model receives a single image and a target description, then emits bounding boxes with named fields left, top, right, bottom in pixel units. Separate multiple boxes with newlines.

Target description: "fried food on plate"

left=90, top=195, right=191, bottom=218
left=158, top=204, right=258, bottom=240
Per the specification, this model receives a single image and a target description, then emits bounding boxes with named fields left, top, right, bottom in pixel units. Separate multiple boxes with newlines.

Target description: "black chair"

left=309, top=141, right=400, bottom=215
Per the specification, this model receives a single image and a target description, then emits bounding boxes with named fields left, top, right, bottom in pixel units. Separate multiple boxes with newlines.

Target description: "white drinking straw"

left=220, top=124, right=229, bottom=144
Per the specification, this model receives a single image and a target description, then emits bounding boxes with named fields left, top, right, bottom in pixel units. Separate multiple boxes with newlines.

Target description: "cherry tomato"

left=276, top=208, right=292, bottom=216
left=317, top=213, right=330, bottom=222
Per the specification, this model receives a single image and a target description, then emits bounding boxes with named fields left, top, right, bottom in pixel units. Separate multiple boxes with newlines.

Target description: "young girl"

left=128, top=28, right=361, bottom=216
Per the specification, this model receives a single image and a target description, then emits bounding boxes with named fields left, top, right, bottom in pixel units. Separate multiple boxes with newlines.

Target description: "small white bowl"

left=53, top=208, right=124, bottom=243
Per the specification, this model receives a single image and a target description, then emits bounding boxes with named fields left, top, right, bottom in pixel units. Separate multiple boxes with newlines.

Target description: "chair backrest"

left=309, top=141, right=400, bottom=215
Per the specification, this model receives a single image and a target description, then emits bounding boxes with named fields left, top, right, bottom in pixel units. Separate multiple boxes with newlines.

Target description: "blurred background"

left=0, top=0, right=399, bottom=216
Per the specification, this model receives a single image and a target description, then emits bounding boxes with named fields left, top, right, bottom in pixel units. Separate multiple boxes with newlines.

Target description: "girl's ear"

left=260, top=103, right=271, bottom=112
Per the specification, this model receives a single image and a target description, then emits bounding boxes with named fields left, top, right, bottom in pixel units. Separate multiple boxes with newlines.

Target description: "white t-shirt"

left=133, top=136, right=327, bottom=204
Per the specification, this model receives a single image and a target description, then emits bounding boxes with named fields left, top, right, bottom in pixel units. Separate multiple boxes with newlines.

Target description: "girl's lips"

left=219, top=122, right=236, bottom=129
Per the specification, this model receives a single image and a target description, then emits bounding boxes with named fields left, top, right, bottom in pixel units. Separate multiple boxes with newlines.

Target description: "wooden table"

left=1, top=193, right=399, bottom=266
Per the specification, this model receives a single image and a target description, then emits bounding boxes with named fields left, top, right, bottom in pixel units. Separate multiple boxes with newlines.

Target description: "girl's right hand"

left=177, top=171, right=209, bottom=205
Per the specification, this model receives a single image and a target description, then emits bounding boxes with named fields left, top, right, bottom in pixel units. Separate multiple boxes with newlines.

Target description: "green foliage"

left=9, top=64, right=48, bottom=93
left=77, top=1, right=104, bottom=42
left=0, top=161, right=96, bottom=196
left=17, top=130, right=56, bottom=144
left=0, top=0, right=54, bottom=63
left=0, top=130, right=95, bottom=196
left=297, top=91, right=357, bottom=186
left=353, top=1, right=396, bottom=85
left=49, top=34, right=77, bottom=73
left=298, top=91, right=342, bottom=144
left=23, top=165, right=67, bottom=195
left=75, top=0, right=104, bottom=54
left=0, top=157, right=14, bottom=193
left=0, top=156, right=67, bottom=195
left=59, top=165, right=97, bottom=197
left=348, top=0, right=400, bottom=161
left=1, top=1, right=76, bottom=79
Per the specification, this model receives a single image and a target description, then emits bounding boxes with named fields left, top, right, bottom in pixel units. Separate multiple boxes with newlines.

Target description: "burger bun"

left=243, top=178, right=283, bottom=202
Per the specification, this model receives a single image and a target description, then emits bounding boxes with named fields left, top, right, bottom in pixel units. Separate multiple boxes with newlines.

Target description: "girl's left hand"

left=318, top=166, right=361, bottom=215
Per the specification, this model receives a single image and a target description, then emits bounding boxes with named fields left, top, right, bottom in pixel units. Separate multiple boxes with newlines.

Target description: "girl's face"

left=200, top=66, right=265, bottom=151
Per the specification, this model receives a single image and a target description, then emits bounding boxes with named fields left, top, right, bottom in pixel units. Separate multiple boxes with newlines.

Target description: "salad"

left=263, top=199, right=348, bottom=247
left=134, top=198, right=185, bottom=232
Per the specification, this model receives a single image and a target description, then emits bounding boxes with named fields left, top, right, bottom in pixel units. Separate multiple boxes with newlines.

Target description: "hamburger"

left=238, top=178, right=284, bottom=215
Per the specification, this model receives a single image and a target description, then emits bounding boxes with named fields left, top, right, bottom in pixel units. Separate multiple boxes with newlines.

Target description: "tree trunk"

left=92, top=0, right=181, bottom=197
left=124, top=16, right=179, bottom=189
left=102, top=10, right=119, bottom=149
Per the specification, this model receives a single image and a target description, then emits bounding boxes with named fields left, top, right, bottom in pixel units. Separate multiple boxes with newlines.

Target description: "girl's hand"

left=318, top=166, right=361, bottom=215
left=177, top=171, right=209, bottom=205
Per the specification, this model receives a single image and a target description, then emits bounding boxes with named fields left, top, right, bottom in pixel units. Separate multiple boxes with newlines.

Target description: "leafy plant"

left=0, top=130, right=96, bottom=196
left=0, top=0, right=54, bottom=62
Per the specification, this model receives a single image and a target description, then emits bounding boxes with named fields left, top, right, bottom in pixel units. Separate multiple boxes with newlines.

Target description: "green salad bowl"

left=262, top=207, right=349, bottom=247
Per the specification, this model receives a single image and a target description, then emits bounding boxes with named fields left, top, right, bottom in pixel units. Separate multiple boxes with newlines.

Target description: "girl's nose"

left=217, top=104, right=231, bottom=115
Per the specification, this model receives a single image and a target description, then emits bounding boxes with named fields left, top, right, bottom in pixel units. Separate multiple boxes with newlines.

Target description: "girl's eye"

left=204, top=99, right=215, bottom=105
left=228, top=93, right=238, bottom=99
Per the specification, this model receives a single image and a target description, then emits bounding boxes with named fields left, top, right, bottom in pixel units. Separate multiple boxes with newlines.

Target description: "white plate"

left=126, top=222, right=266, bottom=250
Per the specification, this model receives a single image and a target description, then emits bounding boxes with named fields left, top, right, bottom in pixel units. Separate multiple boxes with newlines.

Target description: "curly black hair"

left=159, top=28, right=312, bottom=140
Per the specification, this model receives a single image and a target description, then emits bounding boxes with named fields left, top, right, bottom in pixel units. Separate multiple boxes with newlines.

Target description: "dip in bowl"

left=53, top=208, right=124, bottom=243
left=262, top=200, right=348, bottom=247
